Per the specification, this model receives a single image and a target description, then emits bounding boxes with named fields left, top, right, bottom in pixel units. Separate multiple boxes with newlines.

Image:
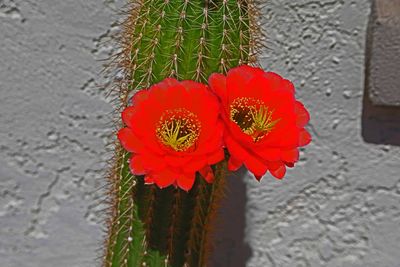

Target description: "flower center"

left=156, top=108, right=201, bottom=152
left=230, top=97, right=280, bottom=142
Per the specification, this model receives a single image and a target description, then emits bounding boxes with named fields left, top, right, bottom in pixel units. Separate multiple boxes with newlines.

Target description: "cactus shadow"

left=208, top=168, right=251, bottom=267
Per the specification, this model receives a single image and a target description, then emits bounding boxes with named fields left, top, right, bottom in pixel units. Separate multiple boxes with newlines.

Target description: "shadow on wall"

left=362, top=0, right=400, bottom=146
left=362, top=94, right=400, bottom=146
left=209, top=168, right=252, bottom=267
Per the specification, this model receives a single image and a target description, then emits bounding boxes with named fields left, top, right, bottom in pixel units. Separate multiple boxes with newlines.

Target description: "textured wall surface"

left=0, top=0, right=123, bottom=266
left=1, top=0, right=400, bottom=267
left=247, top=0, right=400, bottom=266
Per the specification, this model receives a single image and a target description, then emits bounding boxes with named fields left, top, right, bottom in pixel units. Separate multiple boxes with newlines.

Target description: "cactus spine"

left=104, top=0, right=259, bottom=266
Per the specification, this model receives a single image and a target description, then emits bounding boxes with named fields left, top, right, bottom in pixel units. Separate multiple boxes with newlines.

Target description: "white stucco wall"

left=247, top=1, right=400, bottom=266
left=0, top=1, right=121, bottom=266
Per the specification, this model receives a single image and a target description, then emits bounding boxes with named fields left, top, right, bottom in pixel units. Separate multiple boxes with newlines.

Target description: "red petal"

left=150, top=81, right=188, bottom=109
left=228, top=65, right=264, bottom=84
left=164, top=155, right=192, bottom=167
left=131, top=89, right=149, bottom=106
left=224, top=131, right=252, bottom=160
left=299, top=128, right=312, bottom=147
left=285, top=162, right=295, bottom=168
left=226, top=134, right=269, bottom=177
left=152, top=77, right=181, bottom=90
left=199, top=165, right=215, bottom=183
left=129, top=155, right=146, bottom=175
left=181, top=81, right=219, bottom=115
left=180, top=80, right=207, bottom=92
left=227, top=120, right=254, bottom=145
left=144, top=175, right=155, bottom=184
left=228, top=156, right=243, bottom=171
left=195, top=121, right=224, bottom=155
left=263, top=72, right=283, bottom=87
left=154, top=170, right=176, bottom=189
left=117, top=128, right=144, bottom=153
left=208, top=73, right=227, bottom=103
left=254, top=174, right=264, bottom=181
left=226, top=130, right=269, bottom=177
left=226, top=65, right=264, bottom=101
left=295, top=101, right=310, bottom=128
left=207, top=149, right=224, bottom=165
left=281, top=149, right=299, bottom=163
left=244, top=156, right=268, bottom=179
left=256, top=148, right=281, bottom=161
left=121, top=106, right=136, bottom=129
left=268, top=161, right=286, bottom=179
left=183, top=157, right=207, bottom=173
left=281, top=78, right=295, bottom=94
left=141, top=153, right=167, bottom=172
left=177, top=172, right=196, bottom=191
left=246, top=71, right=284, bottom=102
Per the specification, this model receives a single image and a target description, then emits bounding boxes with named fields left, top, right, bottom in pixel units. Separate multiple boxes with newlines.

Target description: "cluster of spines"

left=103, top=0, right=261, bottom=266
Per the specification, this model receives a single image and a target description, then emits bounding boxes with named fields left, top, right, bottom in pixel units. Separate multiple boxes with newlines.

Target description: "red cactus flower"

left=209, top=65, right=311, bottom=180
left=117, top=78, right=224, bottom=191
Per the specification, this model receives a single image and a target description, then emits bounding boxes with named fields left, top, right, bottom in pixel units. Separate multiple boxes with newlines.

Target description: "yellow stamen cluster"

left=230, top=97, right=280, bottom=142
left=156, top=108, right=201, bottom=151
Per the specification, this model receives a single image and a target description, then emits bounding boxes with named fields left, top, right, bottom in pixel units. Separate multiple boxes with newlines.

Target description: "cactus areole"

left=103, top=0, right=311, bottom=266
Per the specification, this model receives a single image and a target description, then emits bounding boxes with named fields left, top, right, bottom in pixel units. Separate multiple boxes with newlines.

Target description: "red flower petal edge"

left=209, top=65, right=311, bottom=180
left=118, top=78, right=224, bottom=191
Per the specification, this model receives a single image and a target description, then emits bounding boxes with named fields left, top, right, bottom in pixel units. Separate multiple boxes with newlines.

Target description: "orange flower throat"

left=230, top=97, right=280, bottom=142
left=156, top=108, right=201, bottom=151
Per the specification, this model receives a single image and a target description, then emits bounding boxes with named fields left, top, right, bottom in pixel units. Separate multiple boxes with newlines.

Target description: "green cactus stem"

left=103, top=0, right=260, bottom=266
